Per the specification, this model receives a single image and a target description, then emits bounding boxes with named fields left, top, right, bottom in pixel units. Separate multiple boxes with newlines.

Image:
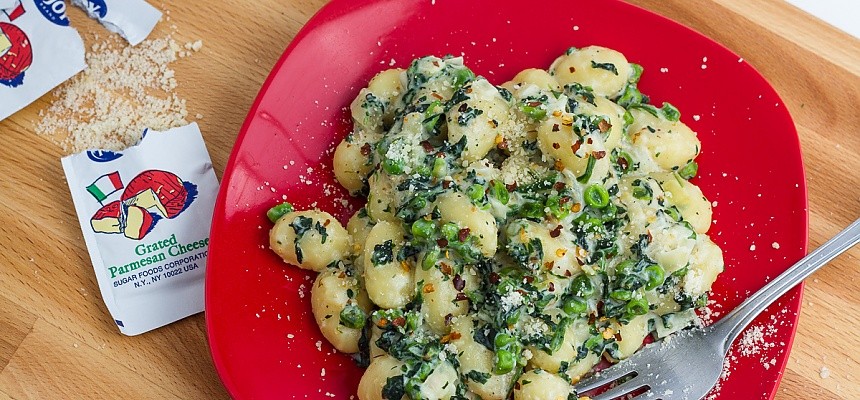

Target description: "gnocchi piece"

left=608, top=314, right=651, bottom=360
left=501, top=68, right=561, bottom=96
left=655, top=173, right=713, bottom=233
left=574, top=95, right=626, bottom=151
left=551, top=45, right=633, bottom=98
left=357, top=355, right=406, bottom=400
left=366, top=171, right=398, bottom=223
left=446, top=79, right=511, bottom=162
left=333, top=134, right=375, bottom=195
left=350, top=68, right=404, bottom=133
left=536, top=114, right=611, bottom=184
left=683, top=234, right=724, bottom=297
left=415, top=263, right=470, bottom=335
left=513, top=369, right=572, bottom=400
left=419, top=361, right=460, bottom=400
left=628, top=108, right=701, bottom=172
left=451, top=318, right=516, bottom=400
left=527, top=318, right=599, bottom=380
left=310, top=269, right=372, bottom=353
left=269, top=210, right=349, bottom=272
left=505, top=219, right=577, bottom=277
left=363, top=221, right=414, bottom=309
left=645, top=217, right=697, bottom=275
left=435, top=192, right=498, bottom=257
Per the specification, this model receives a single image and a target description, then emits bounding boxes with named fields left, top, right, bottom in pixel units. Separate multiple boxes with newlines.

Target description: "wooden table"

left=0, top=0, right=857, bottom=399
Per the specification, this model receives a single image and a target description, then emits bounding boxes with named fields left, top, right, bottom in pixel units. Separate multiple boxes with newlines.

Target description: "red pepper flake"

left=617, top=156, right=629, bottom=171
left=588, top=313, right=597, bottom=325
left=444, top=313, right=454, bottom=326
left=552, top=123, right=560, bottom=132
left=514, top=382, right=521, bottom=391
left=548, top=282, right=556, bottom=292
left=431, top=92, right=443, bottom=100
left=598, top=119, right=612, bottom=133
left=614, top=332, right=623, bottom=341
left=568, top=66, right=576, bottom=73
left=488, top=119, right=498, bottom=128
left=554, top=160, right=565, bottom=171
left=441, top=331, right=462, bottom=343
left=437, top=238, right=449, bottom=248
left=435, top=151, right=445, bottom=158
left=559, top=196, right=570, bottom=205
left=453, top=274, right=465, bottom=291
left=432, top=60, right=440, bottom=67
left=323, top=219, right=331, bottom=227
left=647, top=230, right=653, bottom=243
left=420, top=140, right=434, bottom=152
left=377, top=318, right=389, bottom=327
left=440, top=263, right=453, bottom=275
left=550, top=225, right=563, bottom=238
left=442, top=180, right=452, bottom=189
left=564, top=270, right=572, bottom=277
left=592, top=150, right=606, bottom=160
left=497, top=140, right=509, bottom=150
left=552, top=142, right=560, bottom=150
left=423, top=283, right=435, bottom=293
left=458, top=103, right=468, bottom=113
left=523, top=276, right=535, bottom=284
left=465, top=87, right=473, bottom=94
left=489, top=272, right=501, bottom=284
left=506, top=182, right=518, bottom=192
left=527, top=101, right=542, bottom=107
left=454, top=292, right=469, bottom=302
left=360, top=143, right=372, bottom=156
left=392, top=316, right=406, bottom=327
left=458, top=228, right=470, bottom=242
left=571, top=140, right=582, bottom=154
left=544, top=261, right=554, bottom=270
left=587, top=137, right=593, bottom=144
left=553, top=182, right=565, bottom=191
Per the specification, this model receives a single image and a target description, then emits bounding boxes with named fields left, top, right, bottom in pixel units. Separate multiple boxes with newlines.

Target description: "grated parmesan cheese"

left=37, top=35, right=198, bottom=152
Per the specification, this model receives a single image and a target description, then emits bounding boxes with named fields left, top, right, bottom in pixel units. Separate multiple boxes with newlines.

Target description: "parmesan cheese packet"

left=61, top=123, right=219, bottom=335
left=0, top=0, right=86, bottom=121
left=72, top=0, right=161, bottom=46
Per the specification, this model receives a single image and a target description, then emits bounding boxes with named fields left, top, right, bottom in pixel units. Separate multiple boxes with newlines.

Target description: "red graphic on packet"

left=0, top=1, right=32, bottom=87
left=90, top=170, right=198, bottom=240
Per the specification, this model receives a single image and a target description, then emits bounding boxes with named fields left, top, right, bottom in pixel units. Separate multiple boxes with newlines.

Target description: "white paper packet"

left=61, top=123, right=219, bottom=335
left=72, top=0, right=161, bottom=46
left=0, top=0, right=85, bottom=121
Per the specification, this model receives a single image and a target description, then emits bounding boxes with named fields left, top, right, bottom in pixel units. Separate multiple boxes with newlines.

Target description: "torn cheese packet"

left=0, top=0, right=86, bottom=121
left=72, top=0, right=161, bottom=46
left=62, top=123, right=220, bottom=336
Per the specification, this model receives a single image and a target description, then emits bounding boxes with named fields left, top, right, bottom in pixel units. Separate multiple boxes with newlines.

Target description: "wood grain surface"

left=0, top=0, right=857, bottom=399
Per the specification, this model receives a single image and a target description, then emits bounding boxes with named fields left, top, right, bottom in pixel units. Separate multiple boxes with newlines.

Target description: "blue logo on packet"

left=36, top=0, right=70, bottom=26
left=87, top=150, right=123, bottom=163
left=78, top=0, right=108, bottom=19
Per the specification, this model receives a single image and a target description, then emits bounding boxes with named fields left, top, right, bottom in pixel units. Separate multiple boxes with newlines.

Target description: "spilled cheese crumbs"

left=37, top=35, right=201, bottom=153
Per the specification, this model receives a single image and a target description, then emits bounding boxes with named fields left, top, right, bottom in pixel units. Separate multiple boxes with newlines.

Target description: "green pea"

left=421, top=248, right=439, bottom=270
left=632, top=186, right=652, bottom=202
left=382, top=158, right=404, bottom=175
left=494, top=333, right=516, bottom=349
left=441, top=222, right=459, bottom=241
left=584, top=184, right=610, bottom=209
left=520, top=104, right=547, bottom=120
left=562, top=296, right=588, bottom=315
left=615, top=260, right=636, bottom=276
left=411, top=218, right=435, bottom=239
left=571, top=274, right=594, bottom=297
left=619, top=274, right=644, bottom=290
left=610, top=289, right=632, bottom=301
left=493, top=349, right=515, bottom=375
left=491, top=180, right=509, bottom=205
left=266, top=202, right=294, bottom=223
left=626, top=297, right=650, bottom=316
left=643, top=264, right=666, bottom=290
left=432, top=157, right=447, bottom=177
left=452, top=67, right=475, bottom=89
left=678, top=161, right=698, bottom=180
left=466, top=184, right=485, bottom=201
left=339, top=305, right=366, bottom=329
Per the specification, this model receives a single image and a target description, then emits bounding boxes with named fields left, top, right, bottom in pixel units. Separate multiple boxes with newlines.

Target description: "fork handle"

left=711, top=217, right=860, bottom=354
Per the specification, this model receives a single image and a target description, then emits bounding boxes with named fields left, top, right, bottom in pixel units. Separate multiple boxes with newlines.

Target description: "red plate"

left=206, top=0, right=808, bottom=398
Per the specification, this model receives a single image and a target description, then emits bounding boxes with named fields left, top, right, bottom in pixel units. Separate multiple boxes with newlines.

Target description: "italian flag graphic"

left=87, top=172, right=123, bottom=203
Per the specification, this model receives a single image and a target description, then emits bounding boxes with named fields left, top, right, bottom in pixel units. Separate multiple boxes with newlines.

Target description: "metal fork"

left=574, top=218, right=860, bottom=400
